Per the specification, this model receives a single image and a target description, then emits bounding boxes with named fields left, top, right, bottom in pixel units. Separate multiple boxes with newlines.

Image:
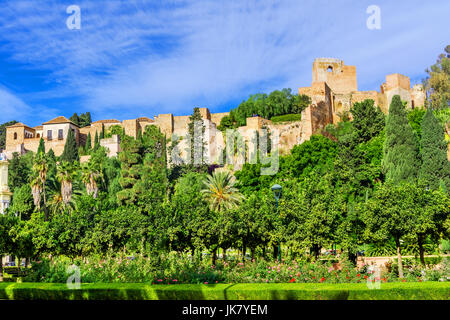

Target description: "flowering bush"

left=23, top=254, right=449, bottom=284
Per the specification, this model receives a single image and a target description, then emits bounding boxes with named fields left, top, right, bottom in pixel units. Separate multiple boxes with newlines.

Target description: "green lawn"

left=270, top=113, right=302, bottom=123
left=0, top=282, right=448, bottom=300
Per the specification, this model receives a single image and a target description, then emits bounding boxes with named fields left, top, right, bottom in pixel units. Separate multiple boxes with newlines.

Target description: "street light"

left=271, top=184, right=282, bottom=262
left=271, top=184, right=282, bottom=206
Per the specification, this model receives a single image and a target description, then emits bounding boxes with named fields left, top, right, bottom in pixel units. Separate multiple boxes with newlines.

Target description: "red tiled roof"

left=7, top=122, right=35, bottom=130
left=42, top=116, right=78, bottom=126
left=7, top=122, right=27, bottom=128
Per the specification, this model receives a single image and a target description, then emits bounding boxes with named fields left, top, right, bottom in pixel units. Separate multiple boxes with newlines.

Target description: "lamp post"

left=271, top=184, right=282, bottom=263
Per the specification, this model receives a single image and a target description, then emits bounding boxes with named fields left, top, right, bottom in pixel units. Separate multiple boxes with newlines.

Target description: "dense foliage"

left=218, top=89, right=311, bottom=130
left=1, top=42, right=449, bottom=286
left=0, top=120, right=18, bottom=151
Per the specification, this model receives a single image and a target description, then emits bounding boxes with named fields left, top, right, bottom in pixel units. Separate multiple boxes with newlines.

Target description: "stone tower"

left=312, top=58, right=357, bottom=94
left=0, top=153, right=12, bottom=214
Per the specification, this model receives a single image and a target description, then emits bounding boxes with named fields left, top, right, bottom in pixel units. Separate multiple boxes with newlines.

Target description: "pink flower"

left=204, top=282, right=208, bottom=284
left=157, top=279, right=162, bottom=282
left=172, top=279, right=178, bottom=282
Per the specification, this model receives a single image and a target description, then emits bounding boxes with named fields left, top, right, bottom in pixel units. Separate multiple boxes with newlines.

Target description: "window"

left=14, top=132, right=17, bottom=140
left=58, top=129, right=64, bottom=140
left=327, top=66, right=333, bottom=72
left=47, top=130, right=52, bottom=140
left=37, top=133, right=40, bottom=138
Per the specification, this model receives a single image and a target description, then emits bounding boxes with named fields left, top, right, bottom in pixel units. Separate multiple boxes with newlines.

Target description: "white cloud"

left=0, top=86, right=32, bottom=123
left=0, top=0, right=449, bottom=122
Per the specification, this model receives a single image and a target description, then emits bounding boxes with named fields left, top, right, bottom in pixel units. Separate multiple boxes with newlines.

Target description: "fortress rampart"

left=3, top=58, right=431, bottom=163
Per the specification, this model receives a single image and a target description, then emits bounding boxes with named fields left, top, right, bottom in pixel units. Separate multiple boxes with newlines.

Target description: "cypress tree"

left=419, top=108, right=450, bottom=190
left=188, top=107, right=206, bottom=165
left=69, top=113, right=80, bottom=126
left=94, top=131, right=100, bottom=150
left=85, top=132, right=92, bottom=151
left=78, top=112, right=92, bottom=128
left=99, top=124, right=104, bottom=140
left=350, top=99, right=385, bottom=144
left=382, top=95, right=420, bottom=184
left=84, top=112, right=92, bottom=126
left=47, top=148, right=55, bottom=160
left=37, top=137, right=45, bottom=155
left=61, top=129, right=79, bottom=162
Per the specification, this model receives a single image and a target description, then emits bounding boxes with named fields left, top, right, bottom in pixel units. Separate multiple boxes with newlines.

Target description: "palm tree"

left=32, top=154, right=48, bottom=206
left=201, top=170, right=244, bottom=212
left=56, top=161, right=78, bottom=205
left=81, top=160, right=103, bottom=198
left=30, top=172, right=42, bottom=210
left=47, top=188, right=77, bottom=215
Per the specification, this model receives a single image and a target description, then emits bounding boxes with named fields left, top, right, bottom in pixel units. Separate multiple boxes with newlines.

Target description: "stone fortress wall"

left=3, top=58, right=430, bottom=165
left=299, top=58, right=426, bottom=124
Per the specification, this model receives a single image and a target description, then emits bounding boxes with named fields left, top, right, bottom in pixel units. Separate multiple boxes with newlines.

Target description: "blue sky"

left=0, top=0, right=449, bottom=126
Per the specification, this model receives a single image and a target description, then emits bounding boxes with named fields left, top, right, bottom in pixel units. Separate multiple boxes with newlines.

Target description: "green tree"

left=56, top=161, right=78, bottom=206
left=9, top=184, right=33, bottom=220
left=85, top=132, right=92, bottom=151
left=32, top=153, right=49, bottom=217
left=351, top=99, right=385, bottom=144
left=93, top=131, right=100, bottom=151
left=291, top=94, right=311, bottom=114
left=8, top=152, right=33, bottom=191
left=201, top=171, right=244, bottom=213
left=217, top=115, right=236, bottom=131
left=0, top=120, right=17, bottom=151
left=167, top=172, right=209, bottom=254
left=407, top=108, right=427, bottom=140
left=0, top=121, right=18, bottom=150
left=281, top=135, right=338, bottom=179
left=382, top=95, right=420, bottom=184
left=81, top=152, right=103, bottom=199
left=61, top=129, right=79, bottom=163
left=99, top=124, right=105, bottom=140
left=117, top=126, right=167, bottom=213
left=419, top=108, right=450, bottom=190
left=187, top=107, right=206, bottom=165
left=78, top=112, right=92, bottom=128
left=407, top=186, right=449, bottom=265
left=424, top=45, right=450, bottom=109
left=69, top=113, right=80, bottom=126
left=281, top=175, right=344, bottom=260
left=36, top=137, right=45, bottom=156
left=360, top=183, right=417, bottom=278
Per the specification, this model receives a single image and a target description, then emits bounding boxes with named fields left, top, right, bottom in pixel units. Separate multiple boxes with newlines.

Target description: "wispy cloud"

left=0, top=0, right=449, bottom=125
left=0, top=86, right=32, bottom=123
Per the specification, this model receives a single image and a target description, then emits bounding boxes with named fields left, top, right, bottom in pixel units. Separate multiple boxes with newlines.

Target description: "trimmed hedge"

left=0, top=282, right=448, bottom=300
left=270, top=114, right=302, bottom=123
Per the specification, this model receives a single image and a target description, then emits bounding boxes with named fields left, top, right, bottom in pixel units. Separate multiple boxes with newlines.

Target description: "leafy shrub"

left=270, top=114, right=302, bottom=123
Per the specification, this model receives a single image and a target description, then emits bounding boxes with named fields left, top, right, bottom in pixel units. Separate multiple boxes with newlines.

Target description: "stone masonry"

left=3, top=58, right=432, bottom=164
